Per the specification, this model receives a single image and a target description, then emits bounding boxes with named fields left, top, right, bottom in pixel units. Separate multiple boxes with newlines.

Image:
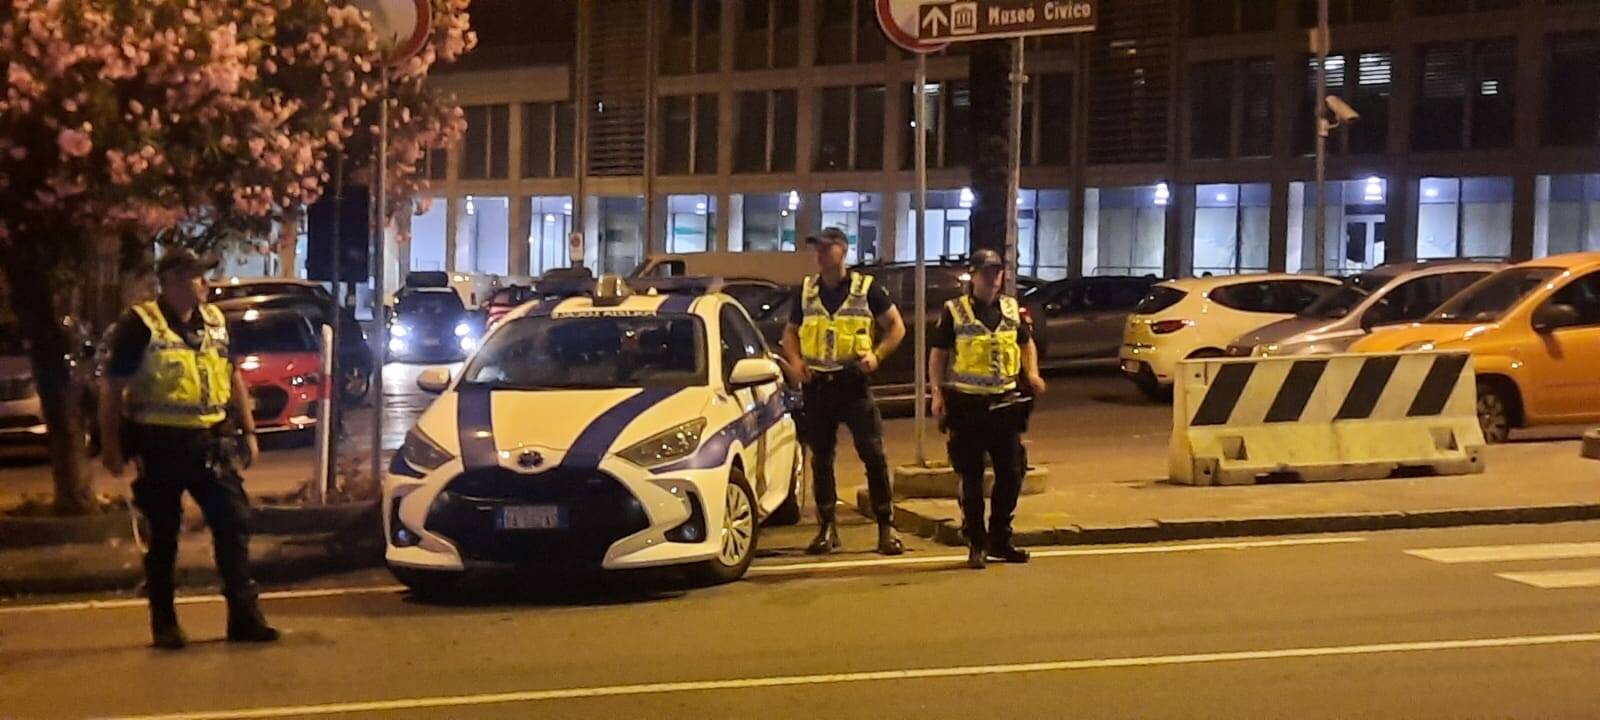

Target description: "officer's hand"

left=857, top=351, right=880, bottom=374
left=102, top=448, right=127, bottom=478
left=787, top=359, right=812, bottom=386
left=1027, top=374, right=1048, bottom=396
left=932, top=392, right=946, bottom=423
left=242, top=434, right=260, bottom=470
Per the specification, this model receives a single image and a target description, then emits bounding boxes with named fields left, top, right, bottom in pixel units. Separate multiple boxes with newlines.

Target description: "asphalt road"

left=5, top=521, right=1600, bottom=718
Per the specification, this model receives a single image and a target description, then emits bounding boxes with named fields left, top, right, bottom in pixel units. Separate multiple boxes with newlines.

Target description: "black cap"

left=155, top=249, right=217, bottom=278
left=804, top=227, right=850, bottom=247
left=969, top=248, right=1005, bottom=270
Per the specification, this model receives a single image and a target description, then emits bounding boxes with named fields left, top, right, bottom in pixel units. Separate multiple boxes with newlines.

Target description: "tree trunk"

left=6, top=263, right=94, bottom=515
left=968, top=40, right=1015, bottom=257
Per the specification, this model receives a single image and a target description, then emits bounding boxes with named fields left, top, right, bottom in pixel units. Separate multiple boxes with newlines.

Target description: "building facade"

left=398, top=0, right=1600, bottom=283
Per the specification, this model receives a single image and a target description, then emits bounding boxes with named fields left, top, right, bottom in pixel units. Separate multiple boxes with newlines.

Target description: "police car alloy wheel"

left=690, top=469, right=759, bottom=586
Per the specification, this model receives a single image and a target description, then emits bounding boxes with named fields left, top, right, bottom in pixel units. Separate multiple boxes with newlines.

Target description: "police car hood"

left=413, top=385, right=714, bottom=466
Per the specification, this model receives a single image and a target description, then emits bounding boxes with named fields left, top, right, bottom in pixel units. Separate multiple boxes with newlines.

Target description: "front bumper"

left=384, top=451, right=732, bottom=572
left=250, top=383, right=321, bottom=433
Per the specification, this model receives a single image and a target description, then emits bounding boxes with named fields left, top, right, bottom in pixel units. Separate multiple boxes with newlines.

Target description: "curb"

left=0, top=509, right=134, bottom=549
left=891, top=464, right=1050, bottom=499
left=0, top=501, right=379, bottom=549
left=1583, top=428, right=1600, bottom=460
left=251, top=501, right=379, bottom=536
left=859, top=489, right=1600, bottom=547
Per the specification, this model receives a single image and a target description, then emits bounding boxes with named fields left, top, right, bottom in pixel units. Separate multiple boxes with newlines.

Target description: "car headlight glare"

left=400, top=427, right=455, bottom=472
left=454, top=322, right=471, bottom=337
left=388, top=337, right=407, bottom=353
left=392, top=324, right=410, bottom=338
left=617, top=418, right=708, bottom=469
left=459, top=336, right=477, bottom=352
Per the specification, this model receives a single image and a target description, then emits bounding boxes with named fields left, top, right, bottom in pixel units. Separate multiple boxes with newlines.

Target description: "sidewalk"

left=867, top=441, right=1600, bottom=546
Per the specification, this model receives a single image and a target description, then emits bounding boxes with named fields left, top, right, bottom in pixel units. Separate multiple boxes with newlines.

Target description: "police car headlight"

left=617, top=418, right=707, bottom=469
left=392, top=324, right=410, bottom=338
left=400, top=427, right=455, bottom=472
left=454, top=322, right=472, bottom=337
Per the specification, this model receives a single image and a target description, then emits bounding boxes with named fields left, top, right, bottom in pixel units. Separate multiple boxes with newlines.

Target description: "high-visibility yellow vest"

left=124, top=302, right=233, bottom=428
left=798, top=272, right=876, bottom=372
left=946, top=294, right=1021, bottom=395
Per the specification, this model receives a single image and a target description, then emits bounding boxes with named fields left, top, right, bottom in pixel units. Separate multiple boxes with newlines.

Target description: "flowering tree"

left=0, top=0, right=473, bottom=514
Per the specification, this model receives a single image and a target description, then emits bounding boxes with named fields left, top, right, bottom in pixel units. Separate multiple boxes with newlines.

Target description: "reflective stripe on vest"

left=947, top=294, right=1021, bottom=395
left=125, top=302, right=234, bottom=428
left=798, top=272, right=876, bottom=372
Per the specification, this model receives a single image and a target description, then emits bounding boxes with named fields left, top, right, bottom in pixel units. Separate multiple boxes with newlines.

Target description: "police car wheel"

left=389, top=565, right=463, bottom=600
left=765, top=449, right=804, bottom=527
left=690, top=469, right=759, bottom=585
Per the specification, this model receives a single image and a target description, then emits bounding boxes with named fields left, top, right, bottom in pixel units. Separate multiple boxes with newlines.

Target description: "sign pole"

left=1005, top=38, right=1025, bottom=295
left=913, top=53, right=929, bottom=467
left=1313, top=0, right=1329, bottom=276
left=371, top=66, right=389, bottom=498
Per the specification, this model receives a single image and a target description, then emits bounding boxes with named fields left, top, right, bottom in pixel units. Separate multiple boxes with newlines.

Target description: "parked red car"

left=225, top=308, right=326, bottom=435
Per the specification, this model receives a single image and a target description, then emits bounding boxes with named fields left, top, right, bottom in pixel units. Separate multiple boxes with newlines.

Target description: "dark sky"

left=451, top=0, right=576, bottom=71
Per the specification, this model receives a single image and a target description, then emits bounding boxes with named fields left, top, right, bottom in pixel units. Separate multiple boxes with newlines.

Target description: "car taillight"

left=1148, top=319, right=1192, bottom=335
left=1019, top=307, right=1034, bottom=327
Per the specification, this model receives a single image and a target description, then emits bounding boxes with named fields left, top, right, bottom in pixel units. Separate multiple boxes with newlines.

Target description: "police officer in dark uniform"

left=99, top=250, right=279, bottom=649
left=781, top=228, right=907, bottom=555
left=929, top=249, right=1047, bottom=569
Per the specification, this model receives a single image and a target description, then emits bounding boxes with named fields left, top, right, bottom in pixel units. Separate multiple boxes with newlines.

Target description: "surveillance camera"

left=1325, top=95, right=1360, bottom=124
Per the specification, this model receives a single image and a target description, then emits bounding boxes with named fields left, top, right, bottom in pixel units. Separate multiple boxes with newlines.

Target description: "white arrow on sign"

left=921, top=5, right=950, bottom=36
left=875, top=0, right=948, bottom=53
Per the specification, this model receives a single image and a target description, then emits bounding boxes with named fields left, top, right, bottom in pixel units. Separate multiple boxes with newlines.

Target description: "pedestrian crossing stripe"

left=1404, top=541, right=1600, bottom=564
left=1496, top=569, right=1600, bottom=589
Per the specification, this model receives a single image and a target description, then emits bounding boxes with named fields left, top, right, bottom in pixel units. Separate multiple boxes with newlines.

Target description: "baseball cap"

left=969, top=248, right=1005, bottom=270
left=804, top=227, right=850, bottom=247
left=155, top=249, right=218, bottom=278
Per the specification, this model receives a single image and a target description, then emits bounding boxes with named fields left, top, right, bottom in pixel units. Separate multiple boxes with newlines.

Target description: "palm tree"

left=967, top=40, right=1014, bottom=257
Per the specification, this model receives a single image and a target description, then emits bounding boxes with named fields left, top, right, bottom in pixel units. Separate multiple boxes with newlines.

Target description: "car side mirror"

left=417, top=367, right=452, bottom=394
left=729, top=357, right=780, bottom=389
left=1532, top=303, right=1581, bottom=334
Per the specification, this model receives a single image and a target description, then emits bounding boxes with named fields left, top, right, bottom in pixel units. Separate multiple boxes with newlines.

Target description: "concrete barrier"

left=1170, top=351, right=1485, bottom=485
left=892, top=463, right=1049, bottom=499
left=1584, top=428, right=1600, bottom=460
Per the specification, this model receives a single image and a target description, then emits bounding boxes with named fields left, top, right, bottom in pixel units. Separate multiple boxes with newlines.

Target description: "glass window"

left=1084, top=185, right=1167, bottom=277
left=737, top=0, right=770, bottom=70
left=463, top=315, right=707, bottom=390
left=694, top=92, right=719, bottom=175
left=1545, top=272, right=1600, bottom=326
left=410, top=197, right=448, bottom=271
left=1193, top=0, right=1277, bottom=35
left=659, top=95, right=693, bottom=175
left=461, top=105, right=510, bottom=180
left=522, top=102, right=553, bottom=178
left=229, top=314, right=317, bottom=355
left=855, top=0, right=888, bottom=63
left=1543, top=33, right=1600, bottom=148
left=662, top=0, right=695, bottom=76
left=598, top=196, right=646, bottom=274
left=734, top=193, right=798, bottom=252
left=456, top=196, right=510, bottom=275
left=1534, top=174, right=1600, bottom=257
left=528, top=196, right=574, bottom=276
left=1241, top=60, right=1275, bottom=157
left=772, top=89, right=797, bottom=171
left=1430, top=267, right=1560, bottom=323
left=425, top=148, right=448, bottom=181
left=816, top=86, right=853, bottom=171
left=1287, top=178, right=1390, bottom=274
left=697, top=0, right=721, bottom=73
left=1414, top=40, right=1515, bottom=152
left=773, top=0, right=799, bottom=67
left=1473, top=40, right=1516, bottom=149
left=667, top=194, right=716, bottom=253
left=1190, top=62, right=1234, bottom=159
left=735, top=91, right=768, bottom=173
left=1301, top=52, right=1390, bottom=155
left=1417, top=177, right=1513, bottom=260
left=903, top=80, right=971, bottom=169
left=856, top=85, right=886, bottom=171
left=1137, top=286, right=1188, bottom=314
left=719, top=304, right=768, bottom=381
left=1192, top=183, right=1270, bottom=276
left=1038, top=74, right=1073, bottom=166
left=554, top=103, right=576, bottom=176
left=1414, top=44, right=1468, bottom=151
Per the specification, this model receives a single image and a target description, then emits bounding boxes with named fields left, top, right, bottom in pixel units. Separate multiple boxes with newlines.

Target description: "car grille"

left=251, top=387, right=288, bottom=422
left=0, top=377, right=36, bottom=401
left=425, top=468, right=650, bottom=566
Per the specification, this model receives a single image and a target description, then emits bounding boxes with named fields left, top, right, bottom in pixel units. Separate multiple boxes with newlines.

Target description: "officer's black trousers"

left=130, top=425, right=258, bottom=619
left=801, top=372, right=893, bottom=523
left=945, top=393, right=1026, bottom=549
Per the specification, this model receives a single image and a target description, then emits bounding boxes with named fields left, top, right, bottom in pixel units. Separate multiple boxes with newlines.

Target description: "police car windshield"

left=229, top=315, right=318, bottom=354
left=460, top=315, right=707, bottom=390
left=1428, top=267, right=1560, bottom=323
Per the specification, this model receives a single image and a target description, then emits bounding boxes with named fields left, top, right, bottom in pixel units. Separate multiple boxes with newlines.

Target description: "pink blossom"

left=56, top=128, right=93, bottom=158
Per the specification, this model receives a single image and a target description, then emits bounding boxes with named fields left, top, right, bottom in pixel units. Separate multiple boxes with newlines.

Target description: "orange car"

left=1350, top=252, right=1600, bottom=442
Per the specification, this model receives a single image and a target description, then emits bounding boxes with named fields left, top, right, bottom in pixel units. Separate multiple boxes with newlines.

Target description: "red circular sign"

left=875, top=0, right=948, bottom=54
left=353, top=0, right=433, bottom=65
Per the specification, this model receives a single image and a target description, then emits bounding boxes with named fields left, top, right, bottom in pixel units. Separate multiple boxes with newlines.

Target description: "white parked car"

left=383, top=276, right=803, bottom=595
left=1119, top=274, right=1341, bottom=399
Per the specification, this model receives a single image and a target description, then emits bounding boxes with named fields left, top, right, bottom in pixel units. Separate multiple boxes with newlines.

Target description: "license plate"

left=497, top=505, right=564, bottom=530
left=1121, top=359, right=1141, bottom=374
left=423, top=338, right=441, bottom=347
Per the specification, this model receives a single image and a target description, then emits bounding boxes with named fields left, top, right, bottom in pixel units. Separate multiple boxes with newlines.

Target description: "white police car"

left=383, top=276, right=803, bottom=593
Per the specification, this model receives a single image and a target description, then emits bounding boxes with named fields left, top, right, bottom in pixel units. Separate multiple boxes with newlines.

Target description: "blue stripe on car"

left=560, top=387, right=685, bottom=472
left=658, top=294, right=694, bottom=314
left=652, top=391, right=788, bottom=474
left=456, top=383, right=499, bottom=470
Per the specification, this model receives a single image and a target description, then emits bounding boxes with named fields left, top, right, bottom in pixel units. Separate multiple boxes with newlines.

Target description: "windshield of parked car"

left=723, top=285, right=788, bottom=320
left=1299, top=271, right=1391, bottom=319
left=460, top=315, right=706, bottom=390
left=1427, top=267, right=1560, bottom=323
left=210, top=283, right=328, bottom=304
left=397, top=292, right=465, bottom=317
left=229, top=315, right=318, bottom=355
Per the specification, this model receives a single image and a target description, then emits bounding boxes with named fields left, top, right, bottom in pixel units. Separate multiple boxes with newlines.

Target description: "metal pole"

left=913, top=53, right=929, bottom=467
left=371, top=66, right=389, bottom=496
left=1005, top=39, right=1025, bottom=295
left=573, top=0, right=590, bottom=265
left=325, top=156, right=344, bottom=493
left=1313, top=0, right=1329, bottom=276
left=312, top=323, right=334, bottom=504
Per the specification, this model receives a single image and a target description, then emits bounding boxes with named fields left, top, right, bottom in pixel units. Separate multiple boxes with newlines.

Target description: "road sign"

left=876, top=0, right=949, bottom=53
left=917, top=0, right=1096, bottom=42
left=350, top=0, right=433, bottom=65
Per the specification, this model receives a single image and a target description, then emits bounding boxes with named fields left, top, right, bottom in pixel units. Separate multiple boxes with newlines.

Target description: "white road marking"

left=749, top=536, right=1366, bottom=574
left=1, top=538, right=1362, bottom=616
left=1496, top=569, right=1600, bottom=589
left=0, top=585, right=405, bottom=616
left=106, top=630, right=1600, bottom=720
left=1405, top=542, right=1600, bottom=564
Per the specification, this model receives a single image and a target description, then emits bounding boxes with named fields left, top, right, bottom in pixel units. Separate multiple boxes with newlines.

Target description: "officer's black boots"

left=226, top=600, right=280, bottom=643
left=150, top=607, right=187, bottom=650
left=987, top=544, right=1031, bottom=564
left=967, top=545, right=987, bottom=569
left=876, top=523, right=904, bottom=556
left=806, top=509, right=842, bottom=555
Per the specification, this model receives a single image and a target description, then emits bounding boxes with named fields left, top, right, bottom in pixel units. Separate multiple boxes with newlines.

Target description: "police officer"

left=99, top=250, right=279, bottom=649
left=929, top=249, right=1047, bottom=569
left=781, top=227, right=907, bottom=555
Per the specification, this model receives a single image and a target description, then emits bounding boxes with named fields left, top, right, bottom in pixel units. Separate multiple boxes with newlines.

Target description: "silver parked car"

left=1228, top=259, right=1504, bottom=357
left=0, top=323, right=46, bottom=444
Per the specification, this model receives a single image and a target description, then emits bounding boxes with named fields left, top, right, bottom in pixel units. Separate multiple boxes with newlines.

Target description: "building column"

left=1067, top=186, right=1085, bottom=278
left=1388, top=174, right=1417, bottom=263
left=796, top=191, right=822, bottom=241
left=1510, top=172, right=1537, bottom=261
left=508, top=196, right=531, bottom=277
left=444, top=196, right=459, bottom=272
left=880, top=186, right=900, bottom=261
left=1166, top=182, right=1192, bottom=278
left=1268, top=179, right=1290, bottom=272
